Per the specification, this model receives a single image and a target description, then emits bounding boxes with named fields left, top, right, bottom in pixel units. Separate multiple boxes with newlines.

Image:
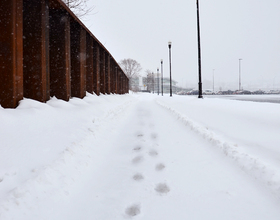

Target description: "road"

left=205, top=94, right=280, bottom=103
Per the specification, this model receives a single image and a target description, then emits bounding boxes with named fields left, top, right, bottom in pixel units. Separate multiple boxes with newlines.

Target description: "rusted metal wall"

left=0, top=0, right=128, bottom=108
left=49, top=4, right=71, bottom=100
left=0, top=0, right=23, bottom=108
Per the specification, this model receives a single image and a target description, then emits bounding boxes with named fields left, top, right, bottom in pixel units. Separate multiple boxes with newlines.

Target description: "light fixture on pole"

left=168, top=41, right=172, bottom=97
left=161, top=59, right=163, bottom=96
left=239, top=58, right=242, bottom=91
left=196, top=0, right=203, bottom=98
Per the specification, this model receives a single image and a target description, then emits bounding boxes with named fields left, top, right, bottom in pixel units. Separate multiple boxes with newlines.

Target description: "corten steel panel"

left=127, top=78, right=129, bottom=93
left=49, top=8, right=71, bottom=101
left=123, top=76, right=126, bottom=94
left=105, top=53, right=110, bottom=94
left=0, top=0, right=23, bottom=108
left=99, top=49, right=105, bottom=94
left=110, top=63, right=115, bottom=94
left=122, top=77, right=124, bottom=94
left=119, top=73, right=122, bottom=94
left=92, top=41, right=100, bottom=95
left=23, top=0, right=50, bottom=102
left=86, top=33, right=94, bottom=94
left=117, top=69, right=120, bottom=94
left=70, top=21, right=86, bottom=98
left=114, top=66, right=119, bottom=94
left=121, top=75, right=124, bottom=94
left=111, top=62, right=116, bottom=94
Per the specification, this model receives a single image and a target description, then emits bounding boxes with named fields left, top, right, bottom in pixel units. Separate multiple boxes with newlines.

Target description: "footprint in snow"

left=149, top=150, right=158, bottom=157
left=133, top=146, right=142, bottom=152
left=155, top=163, right=165, bottom=171
left=133, top=173, right=144, bottom=181
left=136, top=133, right=144, bottom=138
left=155, top=183, right=170, bottom=194
left=125, top=204, right=141, bottom=217
left=132, top=156, right=143, bottom=164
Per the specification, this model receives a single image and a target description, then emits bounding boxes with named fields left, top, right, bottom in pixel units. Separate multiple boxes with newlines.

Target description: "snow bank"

left=0, top=93, right=136, bottom=219
left=156, top=95, right=280, bottom=199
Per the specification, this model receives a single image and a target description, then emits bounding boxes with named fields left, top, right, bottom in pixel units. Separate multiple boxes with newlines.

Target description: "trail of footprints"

left=125, top=109, right=170, bottom=217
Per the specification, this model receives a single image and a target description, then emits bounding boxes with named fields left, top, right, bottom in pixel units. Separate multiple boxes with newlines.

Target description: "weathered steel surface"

left=110, top=62, right=115, bottom=94
left=105, top=54, right=110, bottom=94
left=114, top=67, right=118, bottom=94
left=0, top=0, right=23, bottom=108
left=93, top=41, right=100, bottom=95
left=86, top=33, right=94, bottom=94
left=70, top=21, right=86, bottom=98
left=0, top=0, right=128, bottom=108
left=99, top=49, right=105, bottom=94
left=23, top=0, right=50, bottom=102
left=49, top=7, right=71, bottom=100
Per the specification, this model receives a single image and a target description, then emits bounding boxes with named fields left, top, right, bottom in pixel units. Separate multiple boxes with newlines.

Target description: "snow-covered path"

left=1, top=94, right=280, bottom=219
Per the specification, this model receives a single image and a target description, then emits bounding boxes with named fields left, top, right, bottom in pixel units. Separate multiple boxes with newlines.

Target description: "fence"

left=0, top=0, right=129, bottom=108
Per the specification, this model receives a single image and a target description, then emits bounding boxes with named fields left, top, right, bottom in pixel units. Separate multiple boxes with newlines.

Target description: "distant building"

left=142, top=76, right=180, bottom=93
left=130, top=76, right=192, bottom=94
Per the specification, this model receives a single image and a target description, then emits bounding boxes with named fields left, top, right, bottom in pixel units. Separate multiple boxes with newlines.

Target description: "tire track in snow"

left=156, top=99, right=280, bottom=199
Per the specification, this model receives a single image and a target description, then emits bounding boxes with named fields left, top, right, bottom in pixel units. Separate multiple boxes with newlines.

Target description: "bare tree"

left=62, top=0, right=93, bottom=18
left=119, top=58, right=142, bottom=90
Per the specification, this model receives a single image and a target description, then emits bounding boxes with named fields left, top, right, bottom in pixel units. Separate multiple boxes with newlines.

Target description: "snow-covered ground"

left=0, top=93, right=280, bottom=219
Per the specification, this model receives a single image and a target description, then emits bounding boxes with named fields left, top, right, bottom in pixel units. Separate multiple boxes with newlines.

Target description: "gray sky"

left=82, top=0, right=280, bottom=91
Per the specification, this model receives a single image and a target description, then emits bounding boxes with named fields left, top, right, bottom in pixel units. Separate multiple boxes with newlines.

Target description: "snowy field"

left=0, top=93, right=280, bottom=219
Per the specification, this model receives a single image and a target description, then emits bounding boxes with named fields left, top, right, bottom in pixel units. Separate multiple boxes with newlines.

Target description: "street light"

left=152, top=72, right=154, bottom=93
left=213, top=69, right=215, bottom=93
left=239, top=58, right=242, bottom=91
left=168, top=41, right=172, bottom=97
left=196, top=0, right=203, bottom=98
left=157, top=68, right=160, bottom=95
left=161, top=59, right=163, bottom=96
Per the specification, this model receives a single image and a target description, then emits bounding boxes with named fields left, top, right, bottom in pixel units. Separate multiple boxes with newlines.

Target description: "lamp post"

left=152, top=72, right=154, bottom=93
left=213, top=69, right=215, bottom=94
left=239, top=58, right=242, bottom=91
left=161, top=59, right=163, bottom=96
left=168, top=41, right=172, bottom=97
left=157, top=68, right=160, bottom=95
left=196, top=0, right=203, bottom=98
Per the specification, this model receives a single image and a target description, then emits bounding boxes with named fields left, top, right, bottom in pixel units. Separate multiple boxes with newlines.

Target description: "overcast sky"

left=82, top=0, right=280, bottom=91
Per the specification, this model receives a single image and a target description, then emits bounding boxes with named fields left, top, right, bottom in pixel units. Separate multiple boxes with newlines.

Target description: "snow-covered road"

left=1, top=94, right=280, bottom=219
